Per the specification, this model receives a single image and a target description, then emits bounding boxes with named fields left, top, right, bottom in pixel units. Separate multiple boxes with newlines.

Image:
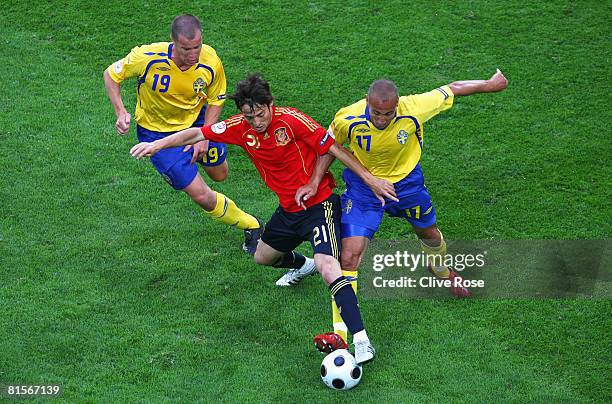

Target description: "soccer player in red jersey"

left=130, top=73, right=397, bottom=363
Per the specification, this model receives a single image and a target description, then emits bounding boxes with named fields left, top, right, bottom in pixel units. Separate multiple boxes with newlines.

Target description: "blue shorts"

left=340, top=164, right=437, bottom=239
left=136, top=107, right=227, bottom=190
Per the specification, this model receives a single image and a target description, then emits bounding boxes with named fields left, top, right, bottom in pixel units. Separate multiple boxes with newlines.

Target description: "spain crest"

left=193, top=78, right=206, bottom=94
left=274, top=127, right=290, bottom=146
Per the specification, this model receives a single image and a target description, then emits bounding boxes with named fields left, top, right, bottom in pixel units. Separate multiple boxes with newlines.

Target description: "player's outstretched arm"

left=130, top=127, right=205, bottom=159
left=328, top=143, right=398, bottom=206
left=448, top=69, right=508, bottom=97
left=295, top=153, right=336, bottom=210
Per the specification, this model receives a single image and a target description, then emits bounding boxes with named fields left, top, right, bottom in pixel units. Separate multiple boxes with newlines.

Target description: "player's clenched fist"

left=130, top=142, right=159, bottom=159
left=115, top=111, right=131, bottom=134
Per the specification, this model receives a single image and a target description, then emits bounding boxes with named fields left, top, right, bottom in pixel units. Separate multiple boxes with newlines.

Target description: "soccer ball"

left=320, top=349, right=362, bottom=390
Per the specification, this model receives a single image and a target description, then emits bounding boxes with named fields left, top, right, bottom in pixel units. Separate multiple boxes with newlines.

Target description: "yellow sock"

left=206, top=192, right=259, bottom=230
left=420, top=234, right=450, bottom=278
left=332, top=269, right=358, bottom=342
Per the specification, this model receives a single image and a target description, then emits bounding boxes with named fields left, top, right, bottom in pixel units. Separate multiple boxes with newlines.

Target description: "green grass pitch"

left=1, top=1, right=610, bottom=402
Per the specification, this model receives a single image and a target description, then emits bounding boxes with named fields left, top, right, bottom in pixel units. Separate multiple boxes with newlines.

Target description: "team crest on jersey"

left=344, top=199, right=352, bottom=214
left=397, top=130, right=409, bottom=145
left=274, top=127, right=290, bottom=146
left=193, top=78, right=206, bottom=93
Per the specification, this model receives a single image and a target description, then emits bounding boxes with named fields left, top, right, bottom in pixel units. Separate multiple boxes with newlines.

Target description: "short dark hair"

left=229, top=73, right=274, bottom=111
left=368, top=79, right=398, bottom=103
left=171, top=14, right=202, bottom=40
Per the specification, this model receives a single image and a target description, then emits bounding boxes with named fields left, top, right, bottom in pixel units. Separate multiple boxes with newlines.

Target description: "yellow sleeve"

left=203, top=49, right=227, bottom=106
left=328, top=108, right=351, bottom=146
left=401, top=85, right=454, bottom=125
left=106, top=45, right=148, bottom=83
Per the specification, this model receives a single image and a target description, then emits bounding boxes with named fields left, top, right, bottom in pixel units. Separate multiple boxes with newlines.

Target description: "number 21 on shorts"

left=313, top=225, right=328, bottom=246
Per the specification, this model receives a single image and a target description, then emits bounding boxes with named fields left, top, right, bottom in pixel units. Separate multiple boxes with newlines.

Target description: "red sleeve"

left=200, top=118, right=243, bottom=145
left=287, top=109, right=335, bottom=155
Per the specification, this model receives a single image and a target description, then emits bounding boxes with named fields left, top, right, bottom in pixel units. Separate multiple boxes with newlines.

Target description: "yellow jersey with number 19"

left=330, top=86, right=454, bottom=183
left=106, top=42, right=226, bottom=132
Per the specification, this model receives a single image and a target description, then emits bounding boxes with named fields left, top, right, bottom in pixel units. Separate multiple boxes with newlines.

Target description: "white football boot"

left=275, top=257, right=317, bottom=286
left=354, top=340, right=376, bottom=364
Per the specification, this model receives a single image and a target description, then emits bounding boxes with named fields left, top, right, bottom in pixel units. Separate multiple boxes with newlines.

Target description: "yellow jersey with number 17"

left=330, top=86, right=454, bottom=183
left=106, top=42, right=226, bottom=132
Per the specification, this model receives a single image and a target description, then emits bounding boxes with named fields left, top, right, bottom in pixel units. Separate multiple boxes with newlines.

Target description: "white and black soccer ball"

left=320, top=349, right=362, bottom=390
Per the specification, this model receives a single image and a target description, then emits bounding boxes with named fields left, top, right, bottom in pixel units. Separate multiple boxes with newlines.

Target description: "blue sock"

left=329, top=276, right=364, bottom=335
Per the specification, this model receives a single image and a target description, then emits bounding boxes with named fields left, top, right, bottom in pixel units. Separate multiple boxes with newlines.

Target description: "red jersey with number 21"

left=201, top=106, right=336, bottom=212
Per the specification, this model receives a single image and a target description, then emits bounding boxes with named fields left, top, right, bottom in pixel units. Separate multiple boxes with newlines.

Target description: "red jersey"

left=201, top=106, right=336, bottom=212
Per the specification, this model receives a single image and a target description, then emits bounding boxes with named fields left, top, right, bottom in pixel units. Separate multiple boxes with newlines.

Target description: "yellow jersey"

left=107, top=42, right=226, bottom=132
left=330, top=86, right=454, bottom=183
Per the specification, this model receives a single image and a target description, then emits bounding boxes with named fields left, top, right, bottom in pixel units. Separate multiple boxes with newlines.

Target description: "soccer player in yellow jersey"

left=297, top=69, right=508, bottom=345
left=103, top=14, right=262, bottom=254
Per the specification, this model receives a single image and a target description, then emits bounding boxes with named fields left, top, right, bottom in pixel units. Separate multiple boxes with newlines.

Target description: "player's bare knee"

left=341, top=250, right=361, bottom=270
left=205, top=164, right=228, bottom=182
left=314, top=254, right=342, bottom=284
left=416, top=225, right=441, bottom=246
